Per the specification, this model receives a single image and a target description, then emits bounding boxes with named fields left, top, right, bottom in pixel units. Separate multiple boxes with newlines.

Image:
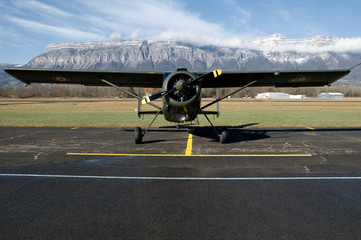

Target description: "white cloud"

left=130, top=28, right=142, bottom=39
left=334, top=38, right=361, bottom=52
left=3, top=0, right=361, bottom=53
left=156, top=29, right=249, bottom=49
left=223, top=0, right=252, bottom=25
left=251, top=35, right=361, bottom=53
left=6, top=16, right=102, bottom=40
left=72, top=0, right=254, bottom=48
left=76, top=0, right=226, bottom=40
left=14, top=0, right=71, bottom=17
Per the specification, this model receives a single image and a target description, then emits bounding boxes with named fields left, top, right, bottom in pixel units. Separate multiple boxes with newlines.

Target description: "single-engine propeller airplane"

left=4, top=66, right=355, bottom=143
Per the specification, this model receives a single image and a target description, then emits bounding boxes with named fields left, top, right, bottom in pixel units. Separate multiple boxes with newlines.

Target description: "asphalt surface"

left=1, top=127, right=361, bottom=239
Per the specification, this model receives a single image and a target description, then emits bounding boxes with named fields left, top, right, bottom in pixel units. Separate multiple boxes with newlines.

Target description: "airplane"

left=4, top=66, right=354, bottom=143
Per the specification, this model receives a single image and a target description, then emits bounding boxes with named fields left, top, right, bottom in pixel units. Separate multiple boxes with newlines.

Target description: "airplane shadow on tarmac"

left=127, top=125, right=361, bottom=144
left=188, top=123, right=271, bottom=143
left=188, top=125, right=361, bottom=144
left=126, top=123, right=269, bottom=144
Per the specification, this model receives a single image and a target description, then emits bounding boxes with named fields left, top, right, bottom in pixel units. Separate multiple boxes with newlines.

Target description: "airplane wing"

left=197, top=69, right=350, bottom=88
left=4, top=68, right=164, bottom=88
left=5, top=68, right=350, bottom=88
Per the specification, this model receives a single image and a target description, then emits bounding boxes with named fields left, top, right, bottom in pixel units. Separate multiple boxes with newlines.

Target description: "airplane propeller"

left=142, top=70, right=222, bottom=104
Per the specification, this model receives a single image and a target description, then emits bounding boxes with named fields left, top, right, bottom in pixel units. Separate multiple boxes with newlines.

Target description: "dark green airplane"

left=4, top=67, right=352, bottom=143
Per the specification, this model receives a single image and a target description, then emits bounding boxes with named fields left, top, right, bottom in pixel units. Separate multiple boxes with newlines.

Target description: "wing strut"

left=100, top=78, right=161, bottom=110
left=200, top=80, right=258, bottom=111
left=350, top=62, right=361, bottom=70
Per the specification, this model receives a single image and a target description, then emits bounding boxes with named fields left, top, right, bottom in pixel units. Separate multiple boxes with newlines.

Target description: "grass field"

left=1, top=98, right=361, bottom=128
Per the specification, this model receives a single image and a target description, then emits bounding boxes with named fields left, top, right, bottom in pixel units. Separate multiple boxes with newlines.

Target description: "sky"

left=1, top=0, right=361, bottom=64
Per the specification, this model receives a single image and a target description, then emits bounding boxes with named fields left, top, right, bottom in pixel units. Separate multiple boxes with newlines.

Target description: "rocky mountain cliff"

left=0, top=64, right=23, bottom=86
left=5, top=34, right=361, bottom=86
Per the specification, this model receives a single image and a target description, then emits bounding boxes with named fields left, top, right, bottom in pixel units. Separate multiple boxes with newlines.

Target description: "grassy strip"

left=1, top=98, right=361, bottom=128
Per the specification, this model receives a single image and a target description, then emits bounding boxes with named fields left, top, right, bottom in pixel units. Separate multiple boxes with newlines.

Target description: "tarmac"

left=1, top=126, right=361, bottom=239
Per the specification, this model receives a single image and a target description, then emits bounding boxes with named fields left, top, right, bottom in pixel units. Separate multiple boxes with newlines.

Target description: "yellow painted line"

left=67, top=153, right=312, bottom=157
left=185, top=134, right=193, bottom=156
left=68, top=153, right=188, bottom=157
left=305, top=127, right=316, bottom=130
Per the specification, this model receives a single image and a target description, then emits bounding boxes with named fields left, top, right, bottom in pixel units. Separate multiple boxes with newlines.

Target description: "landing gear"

left=100, top=78, right=163, bottom=144
left=220, top=128, right=228, bottom=144
left=134, top=127, right=143, bottom=144
left=203, top=113, right=228, bottom=143
left=134, top=110, right=162, bottom=144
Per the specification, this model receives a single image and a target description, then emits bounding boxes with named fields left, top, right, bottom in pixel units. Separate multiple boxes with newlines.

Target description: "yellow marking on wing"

left=305, top=127, right=316, bottom=130
left=213, top=69, right=222, bottom=78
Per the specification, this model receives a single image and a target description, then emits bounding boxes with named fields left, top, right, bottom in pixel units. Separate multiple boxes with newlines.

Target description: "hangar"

left=255, top=92, right=306, bottom=99
left=317, top=92, right=344, bottom=99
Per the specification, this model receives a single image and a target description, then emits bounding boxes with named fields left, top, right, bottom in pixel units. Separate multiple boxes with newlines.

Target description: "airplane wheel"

left=134, top=127, right=143, bottom=144
left=220, top=130, right=228, bottom=144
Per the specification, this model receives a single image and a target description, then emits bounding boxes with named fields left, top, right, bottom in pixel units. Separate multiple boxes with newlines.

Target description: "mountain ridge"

left=2, top=34, right=361, bottom=86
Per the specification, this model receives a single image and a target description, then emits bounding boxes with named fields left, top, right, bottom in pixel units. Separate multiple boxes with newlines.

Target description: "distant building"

left=255, top=92, right=290, bottom=99
left=255, top=92, right=306, bottom=99
left=317, top=92, right=344, bottom=99
left=289, top=94, right=307, bottom=99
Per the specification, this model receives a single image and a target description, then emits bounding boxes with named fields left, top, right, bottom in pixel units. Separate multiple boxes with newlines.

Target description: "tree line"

left=1, top=84, right=361, bottom=98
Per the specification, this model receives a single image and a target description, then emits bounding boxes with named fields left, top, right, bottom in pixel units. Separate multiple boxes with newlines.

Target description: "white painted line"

left=1, top=173, right=361, bottom=181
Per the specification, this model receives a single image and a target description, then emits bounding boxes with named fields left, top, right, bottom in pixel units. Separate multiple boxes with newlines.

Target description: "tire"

left=134, top=127, right=143, bottom=144
left=220, top=130, right=228, bottom=144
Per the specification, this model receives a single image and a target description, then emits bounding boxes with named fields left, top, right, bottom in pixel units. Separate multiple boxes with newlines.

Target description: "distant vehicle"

left=4, top=67, right=352, bottom=143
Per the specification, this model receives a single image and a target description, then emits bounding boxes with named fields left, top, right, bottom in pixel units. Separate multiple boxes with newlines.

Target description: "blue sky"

left=1, top=0, right=361, bottom=64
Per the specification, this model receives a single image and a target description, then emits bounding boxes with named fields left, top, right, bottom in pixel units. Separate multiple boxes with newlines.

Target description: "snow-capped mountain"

left=10, top=34, right=361, bottom=85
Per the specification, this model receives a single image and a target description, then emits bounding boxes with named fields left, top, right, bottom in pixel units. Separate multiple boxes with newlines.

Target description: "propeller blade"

left=189, top=69, right=222, bottom=85
left=141, top=88, right=175, bottom=104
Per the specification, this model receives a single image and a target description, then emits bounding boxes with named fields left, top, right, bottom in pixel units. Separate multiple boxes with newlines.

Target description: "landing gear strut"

left=200, top=81, right=258, bottom=143
left=134, top=110, right=162, bottom=144
left=99, top=78, right=163, bottom=144
left=203, top=113, right=228, bottom=143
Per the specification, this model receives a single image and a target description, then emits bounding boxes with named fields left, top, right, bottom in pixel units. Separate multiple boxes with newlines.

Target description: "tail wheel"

left=134, top=127, right=143, bottom=144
